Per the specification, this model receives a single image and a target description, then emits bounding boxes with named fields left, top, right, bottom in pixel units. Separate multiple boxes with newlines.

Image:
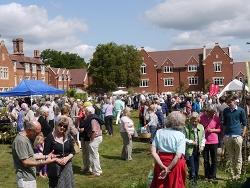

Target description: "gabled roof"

left=69, top=69, right=87, bottom=85
left=49, top=67, right=70, bottom=77
left=233, top=62, right=247, bottom=78
left=10, top=54, right=42, bottom=64
left=146, top=47, right=229, bottom=68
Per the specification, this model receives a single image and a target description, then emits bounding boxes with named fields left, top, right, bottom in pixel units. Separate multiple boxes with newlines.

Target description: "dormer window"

left=140, top=64, right=146, bottom=74
left=164, top=66, right=173, bottom=73
left=188, top=65, right=197, bottom=72
left=25, top=63, right=30, bottom=73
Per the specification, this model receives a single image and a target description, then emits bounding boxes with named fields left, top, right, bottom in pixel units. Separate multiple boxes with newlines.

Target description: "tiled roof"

left=49, top=67, right=70, bottom=77
left=233, top=61, right=247, bottom=77
left=10, top=54, right=42, bottom=64
left=69, top=69, right=87, bottom=85
left=147, top=47, right=229, bottom=68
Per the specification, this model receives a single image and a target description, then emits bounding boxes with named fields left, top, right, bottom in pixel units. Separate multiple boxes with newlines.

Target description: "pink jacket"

left=200, top=113, right=221, bottom=145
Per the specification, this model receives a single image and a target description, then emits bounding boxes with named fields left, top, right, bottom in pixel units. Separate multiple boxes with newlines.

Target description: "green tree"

left=40, top=49, right=87, bottom=69
left=88, top=43, right=142, bottom=93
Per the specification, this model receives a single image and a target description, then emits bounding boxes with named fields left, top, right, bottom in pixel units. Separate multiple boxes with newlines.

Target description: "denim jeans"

left=187, top=147, right=200, bottom=179
left=149, top=126, right=157, bottom=142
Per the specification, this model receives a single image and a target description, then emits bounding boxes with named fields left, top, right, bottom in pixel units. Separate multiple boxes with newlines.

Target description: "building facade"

left=48, top=67, right=71, bottom=90
left=0, top=38, right=49, bottom=92
left=136, top=43, right=238, bottom=93
left=69, top=69, right=89, bottom=89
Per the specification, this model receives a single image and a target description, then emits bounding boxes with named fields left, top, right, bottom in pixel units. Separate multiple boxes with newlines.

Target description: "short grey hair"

left=24, top=121, right=40, bottom=131
left=165, top=111, right=186, bottom=130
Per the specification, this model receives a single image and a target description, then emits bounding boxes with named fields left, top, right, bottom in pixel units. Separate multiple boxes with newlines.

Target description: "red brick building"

left=48, top=67, right=71, bottom=90
left=136, top=43, right=237, bottom=93
left=69, top=69, right=89, bottom=89
left=48, top=67, right=89, bottom=90
left=0, top=38, right=48, bottom=92
left=233, top=62, right=247, bottom=82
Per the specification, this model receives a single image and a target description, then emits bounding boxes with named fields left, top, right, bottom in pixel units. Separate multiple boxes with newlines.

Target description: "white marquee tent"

left=112, top=89, right=128, bottom=95
left=218, top=79, right=249, bottom=98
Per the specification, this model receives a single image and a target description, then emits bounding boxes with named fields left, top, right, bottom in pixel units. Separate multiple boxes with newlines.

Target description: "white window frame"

left=213, top=61, right=222, bottom=72
left=140, top=64, right=146, bottom=74
left=188, top=76, right=198, bottom=85
left=213, top=77, right=224, bottom=86
left=41, top=77, right=45, bottom=82
left=32, top=64, right=36, bottom=73
left=163, top=66, right=173, bottom=73
left=188, top=65, right=197, bottom=72
left=164, top=77, right=174, bottom=86
left=41, top=65, right=45, bottom=75
left=58, top=76, right=62, bottom=81
left=0, top=67, right=9, bottom=80
left=13, top=61, right=16, bottom=72
left=25, top=63, right=30, bottom=73
left=140, top=79, right=149, bottom=87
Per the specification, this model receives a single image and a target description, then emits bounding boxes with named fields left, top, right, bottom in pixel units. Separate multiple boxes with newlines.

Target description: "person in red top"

left=77, top=102, right=85, bottom=127
left=200, top=106, right=221, bottom=180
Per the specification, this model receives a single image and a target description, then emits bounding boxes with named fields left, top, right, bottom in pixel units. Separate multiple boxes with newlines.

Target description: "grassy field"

left=0, top=111, right=249, bottom=188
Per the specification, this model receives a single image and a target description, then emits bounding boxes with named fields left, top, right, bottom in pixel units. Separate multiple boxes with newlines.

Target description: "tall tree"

left=88, top=43, right=142, bottom=93
left=40, top=49, right=87, bottom=69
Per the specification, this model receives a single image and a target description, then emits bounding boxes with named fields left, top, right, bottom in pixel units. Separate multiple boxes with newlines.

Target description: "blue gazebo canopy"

left=0, top=80, right=65, bottom=97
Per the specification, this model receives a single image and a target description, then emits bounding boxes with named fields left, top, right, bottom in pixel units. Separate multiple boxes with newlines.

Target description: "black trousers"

left=104, top=115, right=113, bottom=135
left=203, top=144, right=218, bottom=179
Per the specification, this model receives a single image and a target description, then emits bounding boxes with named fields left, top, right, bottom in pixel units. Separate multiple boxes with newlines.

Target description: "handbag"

left=74, top=141, right=80, bottom=154
left=47, top=163, right=62, bottom=178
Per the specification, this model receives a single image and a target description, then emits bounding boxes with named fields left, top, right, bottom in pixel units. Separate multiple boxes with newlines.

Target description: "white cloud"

left=144, top=0, right=250, bottom=60
left=145, top=0, right=245, bottom=31
left=0, top=3, right=93, bottom=60
left=71, top=44, right=96, bottom=62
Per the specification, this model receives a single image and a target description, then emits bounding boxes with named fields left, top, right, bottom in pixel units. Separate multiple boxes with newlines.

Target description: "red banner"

left=209, top=84, right=219, bottom=96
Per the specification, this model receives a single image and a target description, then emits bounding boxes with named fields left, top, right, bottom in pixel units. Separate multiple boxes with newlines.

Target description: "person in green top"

left=12, top=120, right=57, bottom=188
left=184, top=112, right=205, bottom=184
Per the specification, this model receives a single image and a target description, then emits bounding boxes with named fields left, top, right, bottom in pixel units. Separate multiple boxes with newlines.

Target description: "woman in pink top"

left=200, top=106, right=221, bottom=180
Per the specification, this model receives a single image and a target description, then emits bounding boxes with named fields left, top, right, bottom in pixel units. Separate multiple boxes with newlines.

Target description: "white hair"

left=40, top=106, right=49, bottom=114
left=85, top=106, right=95, bottom=114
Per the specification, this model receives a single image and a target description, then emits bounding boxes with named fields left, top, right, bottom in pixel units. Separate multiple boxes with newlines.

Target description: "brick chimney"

left=13, top=38, right=24, bottom=55
left=203, top=45, right=206, bottom=61
left=34, top=50, right=40, bottom=58
left=228, top=44, right=232, bottom=58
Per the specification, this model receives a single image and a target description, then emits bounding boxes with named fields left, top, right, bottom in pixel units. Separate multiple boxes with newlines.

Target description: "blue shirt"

left=152, top=128, right=186, bottom=154
left=223, top=106, right=247, bottom=136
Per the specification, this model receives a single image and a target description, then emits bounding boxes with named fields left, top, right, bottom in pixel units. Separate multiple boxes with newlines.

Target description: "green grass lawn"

left=0, top=110, right=249, bottom=188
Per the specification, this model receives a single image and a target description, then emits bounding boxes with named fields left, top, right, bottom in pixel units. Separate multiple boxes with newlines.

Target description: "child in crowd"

left=34, top=133, right=47, bottom=178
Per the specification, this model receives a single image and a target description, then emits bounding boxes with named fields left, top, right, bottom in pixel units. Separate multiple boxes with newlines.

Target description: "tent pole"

left=31, top=95, right=33, bottom=106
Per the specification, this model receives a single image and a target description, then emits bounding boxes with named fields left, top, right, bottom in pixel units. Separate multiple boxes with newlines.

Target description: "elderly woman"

left=184, top=112, right=205, bottom=184
left=38, top=106, right=51, bottom=137
left=200, top=106, right=221, bottom=180
left=120, top=107, right=135, bottom=161
left=44, top=115, right=75, bottom=188
left=150, top=111, right=186, bottom=188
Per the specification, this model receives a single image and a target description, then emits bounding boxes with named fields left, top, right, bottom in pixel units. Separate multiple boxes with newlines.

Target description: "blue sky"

left=0, top=0, right=250, bottom=62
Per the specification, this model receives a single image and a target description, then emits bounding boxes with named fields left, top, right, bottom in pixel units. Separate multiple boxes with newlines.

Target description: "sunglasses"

left=58, top=124, right=68, bottom=130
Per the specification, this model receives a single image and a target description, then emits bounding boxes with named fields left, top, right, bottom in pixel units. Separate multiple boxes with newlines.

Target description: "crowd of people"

left=1, top=91, right=250, bottom=188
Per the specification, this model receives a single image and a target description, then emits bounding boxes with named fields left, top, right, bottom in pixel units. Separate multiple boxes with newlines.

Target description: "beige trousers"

left=224, top=136, right=243, bottom=178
